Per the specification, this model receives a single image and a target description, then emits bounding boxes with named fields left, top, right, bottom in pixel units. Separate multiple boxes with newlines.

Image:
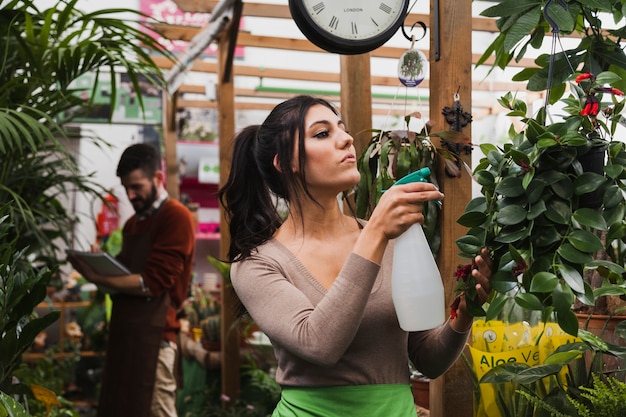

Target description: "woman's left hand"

left=450, top=247, right=493, bottom=332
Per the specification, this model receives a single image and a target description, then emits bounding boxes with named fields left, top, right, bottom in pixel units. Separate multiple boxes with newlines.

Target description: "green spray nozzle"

left=392, top=167, right=431, bottom=186
left=390, top=167, right=441, bottom=206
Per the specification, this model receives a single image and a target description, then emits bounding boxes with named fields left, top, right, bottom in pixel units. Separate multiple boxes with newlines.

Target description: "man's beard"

left=132, top=183, right=158, bottom=215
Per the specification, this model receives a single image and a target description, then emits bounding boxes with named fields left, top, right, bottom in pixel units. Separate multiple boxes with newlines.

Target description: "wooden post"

left=339, top=54, right=372, bottom=157
left=217, top=22, right=240, bottom=403
left=428, top=1, right=474, bottom=416
left=162, top=90, right=180, bottom=200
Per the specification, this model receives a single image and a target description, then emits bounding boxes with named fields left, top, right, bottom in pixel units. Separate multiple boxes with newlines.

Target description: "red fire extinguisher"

left=96, top=192, right=119, bottom=240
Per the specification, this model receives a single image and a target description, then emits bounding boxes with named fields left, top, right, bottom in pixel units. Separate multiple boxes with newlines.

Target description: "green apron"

left=272, top=384, right=417, bottom=417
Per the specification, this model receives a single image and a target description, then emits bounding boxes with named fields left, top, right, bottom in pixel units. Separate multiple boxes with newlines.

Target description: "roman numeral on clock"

left=329, top=16, right=338, bottom=30
left=312, top=2, right=324, bottom=14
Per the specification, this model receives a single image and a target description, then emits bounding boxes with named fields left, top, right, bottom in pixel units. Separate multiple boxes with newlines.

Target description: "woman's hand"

left=367, top=182, right=444, bottom=240
left=450, top=247, right=493, bottom=332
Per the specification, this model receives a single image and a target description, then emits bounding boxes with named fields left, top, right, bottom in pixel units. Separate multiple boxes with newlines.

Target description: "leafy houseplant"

left=182, top=282, right=222, bottom=348
left=479, top=326, right=626, bottom=417
left=0, top=0, right=173, bottom=411
left=478, top=0, right=626, bottom=102
left=0, top=208, right=60, bottom=396
left=354, top=113, right=470, bottom=254
left=0, top=0, right=172, bottom=265
left=454, top=70, right=626, bottom=336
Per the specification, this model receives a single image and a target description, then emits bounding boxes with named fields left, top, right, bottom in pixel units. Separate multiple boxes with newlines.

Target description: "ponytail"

left=219, top=125, right=282, bottom=261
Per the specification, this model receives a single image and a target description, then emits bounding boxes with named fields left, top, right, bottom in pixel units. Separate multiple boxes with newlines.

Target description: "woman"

left=219, top=95, right=492, bottom=416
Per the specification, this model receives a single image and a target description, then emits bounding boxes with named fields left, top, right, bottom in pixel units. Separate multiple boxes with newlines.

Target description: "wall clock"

left=289, top=0, right=410, bottom=55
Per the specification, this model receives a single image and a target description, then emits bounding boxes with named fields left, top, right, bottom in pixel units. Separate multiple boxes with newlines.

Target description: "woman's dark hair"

left=219, top=95, right=340, bottom=261
left=116, top=143, right=161, bottom=178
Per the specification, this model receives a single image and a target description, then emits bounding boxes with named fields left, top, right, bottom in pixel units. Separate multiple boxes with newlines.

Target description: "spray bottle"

left=391, top=167, right=445, bottom=331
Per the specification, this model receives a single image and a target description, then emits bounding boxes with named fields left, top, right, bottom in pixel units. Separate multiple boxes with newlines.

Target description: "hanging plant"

left=354, top=113, right=469, bottom=255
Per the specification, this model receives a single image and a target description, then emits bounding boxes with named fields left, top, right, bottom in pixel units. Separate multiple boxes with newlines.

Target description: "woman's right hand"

left=353, top=182, right=443, bottom=264
left=368, top=182, right=444, bottom=240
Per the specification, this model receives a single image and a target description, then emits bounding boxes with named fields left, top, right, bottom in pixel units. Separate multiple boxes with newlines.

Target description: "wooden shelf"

left=22, top=350, right=105, bottom=361
left=38, top=300, right=91, bottom=309
left=196, top=232, right=220, bottom=240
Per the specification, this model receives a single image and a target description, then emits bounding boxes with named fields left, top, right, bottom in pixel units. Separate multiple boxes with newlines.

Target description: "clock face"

left=290, top=0, right=409, bottom=55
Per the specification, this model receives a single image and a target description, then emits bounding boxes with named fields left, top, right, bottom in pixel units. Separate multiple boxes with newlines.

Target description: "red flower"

left=454, top=263, right=473, bottom=282
left=519, top=159, right=531, bottom=173
left=581, top=95, right=600, bottom=117
left=450, top=295, right=461, bottom=320
left=575, top=72, right=593, bottom=83
left=595, top=86, right=624, bottom=96
left=512, top=260, right=527, bottom=278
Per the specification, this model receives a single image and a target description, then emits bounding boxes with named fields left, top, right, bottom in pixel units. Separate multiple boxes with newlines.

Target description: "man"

left=69, top=143, right=195, bottom=417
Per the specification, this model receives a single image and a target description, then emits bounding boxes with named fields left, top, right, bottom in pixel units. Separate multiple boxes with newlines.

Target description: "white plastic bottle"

left=391, top=168, right=445, bottom=331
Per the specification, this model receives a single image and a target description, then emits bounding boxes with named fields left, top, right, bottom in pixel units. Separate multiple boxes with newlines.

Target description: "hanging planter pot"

left=574, top=145, right=607, bottom=209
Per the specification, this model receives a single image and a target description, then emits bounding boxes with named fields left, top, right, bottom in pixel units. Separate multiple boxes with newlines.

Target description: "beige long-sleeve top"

left=231, top=238, right=470, bottom=387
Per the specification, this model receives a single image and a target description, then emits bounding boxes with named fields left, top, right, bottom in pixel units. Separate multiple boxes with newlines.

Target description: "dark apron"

left=97, top=216, right=170, bottom=417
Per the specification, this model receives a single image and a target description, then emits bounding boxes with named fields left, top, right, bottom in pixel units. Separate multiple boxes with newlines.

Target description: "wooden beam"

left=173, top=0, right=499, bottom=33
left=174, top=0, right=611, bottom=40
left=428, top=0, right=474, bottom=416
left=162, top=90, right=179, bottom=200
left=153, top=24, right=537, bottom=68
left=340, top=54, right=372, bottom=157
left=152, top=56, right=528, bottom=93
left=217, top=16, right=240, bottom=405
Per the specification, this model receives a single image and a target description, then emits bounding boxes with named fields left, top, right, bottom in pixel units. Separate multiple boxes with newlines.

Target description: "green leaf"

left=527, top=200, right=547, bottom=220
left=545, top=198, right=571, bottom=225
left=496, top=205, right=528, bottom=225
left=490, top=269, right=518, bottom=293
left=557, top=244, right=594, bottom=264
left=573, top=172, right=606, bottom=195
left=557, top=264, right=585, bottom=295
left=556, top=308, right=579, bottom=337
left=543, top=349, right=584, bottom=366
left=480, top=143, right=499, bottom=156
left=503, top=7, right=541, bottom=52
left=485, top=294, right=509, bottom=321
left=573, top=208, right=607, bottom=230
left=552, top=282, right=575, bottom=311
left=530, top=271, right=558, bottom=293
left=480, top=0, right=543, bottom=18
left=0, top=391, right=30, bottom=417
left=567, top=229, right=603, bottom=252
left=496, top=176, right=525, bottom=197
left=457, top=211, right=488, bottom=228
left=515, top=293, right=544, bottom=311
left=495, top=226, right=529, bottom=244
left=475, top=170, right=496, bottom=187
left=481, top=362, right=564, bottom=384
left=456, top=235, right=483, bottom=256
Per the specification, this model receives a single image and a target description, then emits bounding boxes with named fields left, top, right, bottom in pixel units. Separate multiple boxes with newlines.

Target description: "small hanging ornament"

left=398, top=46, right=427, bottom=87
left=440, top=88, right=473, bottom=178
left=397, top=23, right=428, bottom=87
left=442, top=90, right=473, bottom=132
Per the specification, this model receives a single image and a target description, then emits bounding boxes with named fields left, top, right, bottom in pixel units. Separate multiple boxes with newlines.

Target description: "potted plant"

left=477, top=0, right=626, bottom=102
left=0, top=0, right=173, bottom=411
left=182, top=282, right=222, bottom=350
left=479, top=325, right=626, bottom=416
left=454, top=68, right=626, bottom=337
left=354, top=113, right=470, bottom=254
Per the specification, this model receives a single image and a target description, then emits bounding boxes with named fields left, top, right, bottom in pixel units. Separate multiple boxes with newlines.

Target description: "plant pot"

left=410, top=374, right=430, bottom=410
left=576, top=313, right=626, bottom=372
left=575, top=145, right=607, bottom=209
